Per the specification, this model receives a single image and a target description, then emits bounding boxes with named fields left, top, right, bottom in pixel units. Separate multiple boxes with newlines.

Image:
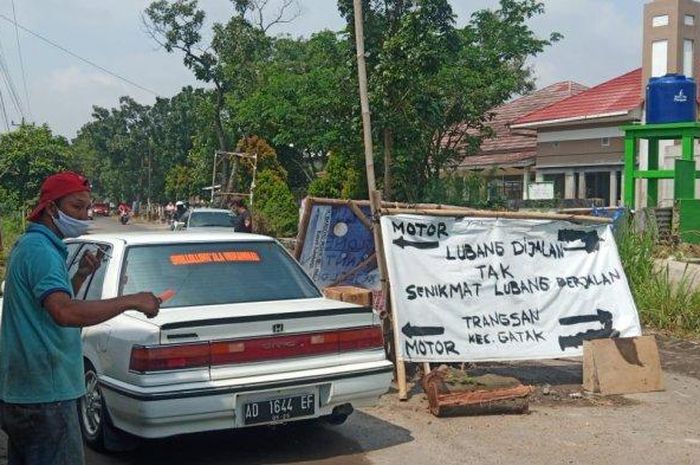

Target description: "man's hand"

left=77, top=250, right=102, bottom=278
left=130, top=292, right=161, bottom=319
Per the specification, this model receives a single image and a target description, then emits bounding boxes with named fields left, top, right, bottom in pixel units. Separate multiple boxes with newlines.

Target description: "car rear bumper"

left=100, top=360, right=394, bottom=438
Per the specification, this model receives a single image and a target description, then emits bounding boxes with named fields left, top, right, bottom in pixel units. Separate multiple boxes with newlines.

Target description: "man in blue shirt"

left=0, top=172, right=160, bottom=465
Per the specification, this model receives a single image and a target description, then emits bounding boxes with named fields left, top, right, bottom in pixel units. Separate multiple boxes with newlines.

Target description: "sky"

left=0, top=0, right=645, bottom=138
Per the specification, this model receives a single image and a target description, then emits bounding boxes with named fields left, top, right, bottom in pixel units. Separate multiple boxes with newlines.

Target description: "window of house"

left=653, top=14, right=669, bottom=27
left=584, top=172, right=611, bottom=201
left=652, top=40, right=669, bottom=77
left=684, top=39, right=694, bottom=77
left=685, top=15, right=695, bottom=26
left=601, top=137, right=611, bottom=147
left=543, top=174, right=565, bottom=199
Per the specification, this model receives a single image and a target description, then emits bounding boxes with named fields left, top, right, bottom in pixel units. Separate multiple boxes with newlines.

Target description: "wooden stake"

left=347, top=199, right=373, bottom=231
left=294, top=197, right=313, bottom=260
left=370, top=190, right=408, bottom=400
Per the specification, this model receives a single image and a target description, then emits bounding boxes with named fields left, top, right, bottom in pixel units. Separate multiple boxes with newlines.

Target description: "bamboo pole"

left=305, top=195, right=480, bottom=211
left=347, top=199, right=373, bottom=231
left=352, top=0, right=376, bottom=192
left=294, top=197, right=313, bottom=260
left=329, top=253, right=377, bottom=287
left=380, top=208, right=613, bottom=224
left=371, top=190, right=408, bottom=400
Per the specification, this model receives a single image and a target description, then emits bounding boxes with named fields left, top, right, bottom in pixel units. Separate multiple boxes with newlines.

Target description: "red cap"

left=28, top=171, right=91, bottom=221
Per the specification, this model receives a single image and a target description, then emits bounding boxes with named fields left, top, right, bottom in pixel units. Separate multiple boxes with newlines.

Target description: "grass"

left=0, top=212, right=25, bottom=286
left=616, top=215, right=700, bottom=337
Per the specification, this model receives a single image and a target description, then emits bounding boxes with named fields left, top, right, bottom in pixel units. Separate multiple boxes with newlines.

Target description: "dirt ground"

left=1, top=332, right=699, bottom=465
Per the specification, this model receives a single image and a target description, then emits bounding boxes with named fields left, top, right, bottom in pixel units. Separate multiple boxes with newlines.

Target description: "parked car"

left=92, top=202, right=110, bottom=216
left=0, top=231, right=393, bottom=451
left=171, top=207, right=237, bottom=231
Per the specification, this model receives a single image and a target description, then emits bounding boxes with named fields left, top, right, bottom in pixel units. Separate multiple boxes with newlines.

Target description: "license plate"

left=243, top=393, right=316, bottom=425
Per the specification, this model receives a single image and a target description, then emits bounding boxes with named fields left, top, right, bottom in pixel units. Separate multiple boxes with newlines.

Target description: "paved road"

left=89, top=215, right=168, bottom=233
left=1, top=217, right=699, bottom=464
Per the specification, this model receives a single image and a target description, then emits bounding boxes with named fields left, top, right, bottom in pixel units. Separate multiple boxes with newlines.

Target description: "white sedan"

left=1, top=231, right=393, bottom=451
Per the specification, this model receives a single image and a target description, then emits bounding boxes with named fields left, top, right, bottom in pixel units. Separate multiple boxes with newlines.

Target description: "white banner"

left=380, top=215, right=642, bottom=362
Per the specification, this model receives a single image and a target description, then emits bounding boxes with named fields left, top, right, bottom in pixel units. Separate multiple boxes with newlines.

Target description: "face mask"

left=53, top=209, right=90, bottom=238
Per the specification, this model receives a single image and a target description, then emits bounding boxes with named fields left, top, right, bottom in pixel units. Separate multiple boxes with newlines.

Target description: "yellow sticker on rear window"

left=169, top=251, right=261, bottom=265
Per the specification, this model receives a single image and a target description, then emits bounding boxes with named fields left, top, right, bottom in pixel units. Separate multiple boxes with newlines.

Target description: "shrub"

left=307, top=152, right=366, bottom=200
left=0, top=211, right=25, bottom=285
left=616, top=213, right=700, bottom=336
left=252, top=169, right=298, bottom=237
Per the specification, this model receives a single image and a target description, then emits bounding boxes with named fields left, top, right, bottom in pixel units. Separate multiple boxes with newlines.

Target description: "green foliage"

left=616, top=215, right=700, bottom=336
left=422, top=173, right=490, bottom=207
left=164, top=165, right=199, bottom=200
left=0, top=124, right=70, bottom=211
left=252, top=169, right=298, bottom=237
left=0, top=211, right=25, bottom=285
left=72, top=88, right=206, bottom=202
left=420, top=172, right=507, bottom=209
left=307, top=152, right=366, bottom=200
left=337, top=0, right=561, bottom=200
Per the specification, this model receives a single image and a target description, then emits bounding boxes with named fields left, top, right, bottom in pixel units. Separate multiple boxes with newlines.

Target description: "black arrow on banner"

left=392, top=236, right=439, bottom=250
left=402, top=322, right=445, bottom=339
left=558, top=308, right=618, bottom=351
left=559, top=308, right=613, bottom=327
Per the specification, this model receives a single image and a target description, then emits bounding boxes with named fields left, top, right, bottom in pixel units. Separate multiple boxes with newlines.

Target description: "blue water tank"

left=646, top=74, right=697, bottom=124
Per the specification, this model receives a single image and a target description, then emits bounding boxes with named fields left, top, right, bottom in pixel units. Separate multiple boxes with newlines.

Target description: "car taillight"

left=129, top=326, right=384, bottom=372
left=129, top=343, right=210, bottom=373
left=338, top=326, right=384, bottom=352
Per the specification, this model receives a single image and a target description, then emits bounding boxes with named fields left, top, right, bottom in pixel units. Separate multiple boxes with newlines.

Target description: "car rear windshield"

left=119, top=241, right=321, bottom=308
left=189, top=211, right=236, bottom=228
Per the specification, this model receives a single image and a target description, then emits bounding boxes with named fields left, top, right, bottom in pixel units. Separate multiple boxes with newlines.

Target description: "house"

left=511, top=68, right=643, bottom=205
left=453, top=81, right=588, bottom=200
left=456, top=0, right=700, bottom=208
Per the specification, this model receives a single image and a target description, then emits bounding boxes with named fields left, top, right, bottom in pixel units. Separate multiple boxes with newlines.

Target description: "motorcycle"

left=119, top=211, right=130, bottom=225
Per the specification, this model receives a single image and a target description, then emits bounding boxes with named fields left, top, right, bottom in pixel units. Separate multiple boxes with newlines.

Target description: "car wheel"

left=79, top=362, right=110, bottom=451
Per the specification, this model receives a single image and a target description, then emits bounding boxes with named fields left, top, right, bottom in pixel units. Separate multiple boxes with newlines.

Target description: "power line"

left=0, top=13, right=159, bottom=96
left=10, top=0, right=32, bottom=120
left=0, top=41, right=24, bottom=119
left=0, top=88, right=10, bottom=131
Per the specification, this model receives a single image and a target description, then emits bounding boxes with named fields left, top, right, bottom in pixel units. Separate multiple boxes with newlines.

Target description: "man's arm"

left=43, top=292, right=160, bottom=328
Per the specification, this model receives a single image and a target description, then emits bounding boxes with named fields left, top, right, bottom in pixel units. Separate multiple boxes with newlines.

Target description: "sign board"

left=527, top=182, right=555, bottom=200
left=380, top=215, right=642, bottom=362
left=298, top=202, right=379, bottom=290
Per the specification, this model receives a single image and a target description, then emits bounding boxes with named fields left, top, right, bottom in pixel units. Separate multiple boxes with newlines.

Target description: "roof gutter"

left=511, top=110, right=633, bottom=129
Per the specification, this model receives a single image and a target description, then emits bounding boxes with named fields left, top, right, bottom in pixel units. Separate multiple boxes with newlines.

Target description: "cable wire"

left=0, top=43, right=24, bottom=120
left=0, top=13, right=159, bottom=96
left=10, top=0, right=32, bottom=120
left=0, top=87, right=11, bottom=131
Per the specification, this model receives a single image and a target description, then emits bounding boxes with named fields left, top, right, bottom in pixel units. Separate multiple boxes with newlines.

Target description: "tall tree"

left=0, top=124, right=70, bottom=210
left=144, top=0, right=292, bottom=196
left=337, top=0, right=561, bottom=201
left=231, top=31, right=360, bottom=193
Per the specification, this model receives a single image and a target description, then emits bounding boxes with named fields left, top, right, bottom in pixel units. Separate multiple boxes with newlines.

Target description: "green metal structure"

left=622, top=122, right=700, bottom=208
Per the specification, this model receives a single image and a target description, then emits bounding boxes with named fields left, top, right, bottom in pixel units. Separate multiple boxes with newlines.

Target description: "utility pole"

left=147, top=139, right=152, bottom=219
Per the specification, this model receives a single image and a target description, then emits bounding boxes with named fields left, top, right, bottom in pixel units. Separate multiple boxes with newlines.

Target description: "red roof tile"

left=514, top=68, right=642, bottom=126
left=452, top=81, right=587, bottom=169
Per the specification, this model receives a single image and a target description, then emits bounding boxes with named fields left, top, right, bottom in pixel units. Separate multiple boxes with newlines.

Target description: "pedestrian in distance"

left=230, top=198, right=252, bottom=233
left=0, top=171, right=160, bottom=465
